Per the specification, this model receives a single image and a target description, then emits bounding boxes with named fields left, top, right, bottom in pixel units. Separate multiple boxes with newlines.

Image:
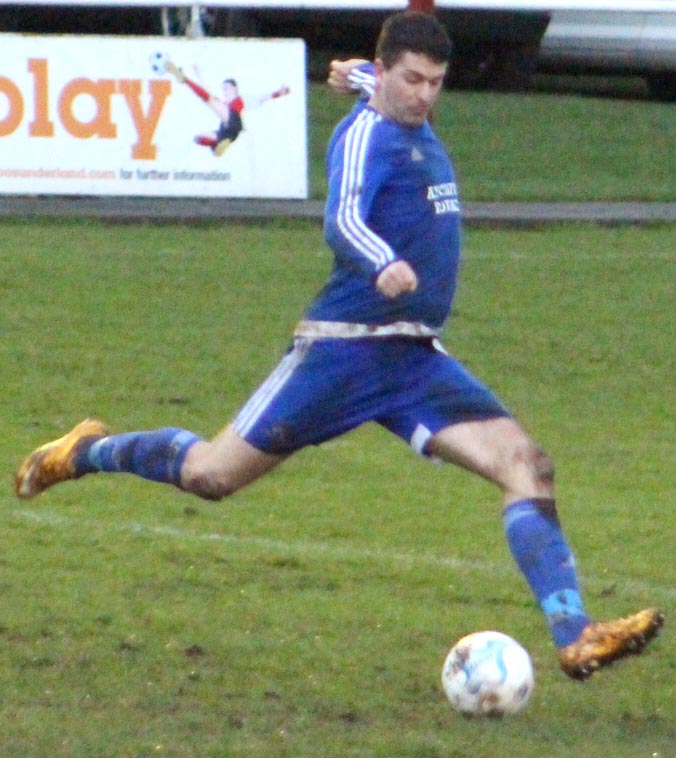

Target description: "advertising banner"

left=0, top=34, right=307, bottom=198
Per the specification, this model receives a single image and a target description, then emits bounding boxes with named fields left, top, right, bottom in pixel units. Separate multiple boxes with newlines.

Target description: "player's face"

left=372, top=52, right=447, bottom=127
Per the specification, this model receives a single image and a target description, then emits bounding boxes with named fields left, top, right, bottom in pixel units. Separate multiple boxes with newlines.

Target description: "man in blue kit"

left=15, top=11, right=662, bottom=680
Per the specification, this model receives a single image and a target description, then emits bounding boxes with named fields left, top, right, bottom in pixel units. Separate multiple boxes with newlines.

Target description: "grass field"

left=306, top=83, right=676, bottom=201
left=2, top=218, right=674, bottom=757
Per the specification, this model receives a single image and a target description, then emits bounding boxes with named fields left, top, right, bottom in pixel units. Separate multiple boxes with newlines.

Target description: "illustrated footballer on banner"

left=149, top=51, right=290, bottom=157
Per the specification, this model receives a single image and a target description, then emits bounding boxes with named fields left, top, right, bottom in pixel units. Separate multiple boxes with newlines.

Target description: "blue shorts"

left=233, top=337, right=510, bottom=456
left=216, top=111, right=242, bottom=143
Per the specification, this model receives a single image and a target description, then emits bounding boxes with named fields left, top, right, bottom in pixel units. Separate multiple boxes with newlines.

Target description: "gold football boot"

left=558, top=607, right=664, bottom=680
left=15, top=418, right=108, bottom=499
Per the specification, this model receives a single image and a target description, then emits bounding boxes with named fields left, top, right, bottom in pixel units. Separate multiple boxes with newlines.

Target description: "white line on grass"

left=14, top=507, right=676, bottom=603
left=465, top=248, right=676, bottom=261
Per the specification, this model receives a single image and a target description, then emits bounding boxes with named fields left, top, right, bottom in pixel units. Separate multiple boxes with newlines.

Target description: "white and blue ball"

left=149, top=51, right=169, bottom=75
left=441, top=630, right=534, bottom=717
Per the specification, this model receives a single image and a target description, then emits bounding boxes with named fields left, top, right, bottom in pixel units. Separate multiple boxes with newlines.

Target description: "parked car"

left=539, top=9, right=676, bottom=101
left=213, top=4, right=550, bottom=90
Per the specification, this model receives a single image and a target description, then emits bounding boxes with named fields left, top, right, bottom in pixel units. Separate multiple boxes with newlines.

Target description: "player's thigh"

left=427, top=416, right=541, bottom=485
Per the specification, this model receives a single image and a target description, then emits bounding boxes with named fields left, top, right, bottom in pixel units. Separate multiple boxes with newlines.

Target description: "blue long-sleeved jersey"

left=304, top=70, right=462, bottom=331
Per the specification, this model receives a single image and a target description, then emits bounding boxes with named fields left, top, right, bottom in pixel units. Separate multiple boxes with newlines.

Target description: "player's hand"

left=327, top=59, right=370, bottom=94
left=376, top=261, right=418, bottom=298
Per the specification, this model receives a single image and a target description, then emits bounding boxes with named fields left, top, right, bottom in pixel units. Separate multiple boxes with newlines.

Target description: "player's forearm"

left=324, top=212, right=398, bottom=280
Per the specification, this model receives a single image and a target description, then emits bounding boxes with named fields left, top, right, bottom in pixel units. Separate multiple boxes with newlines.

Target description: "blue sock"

left=74, top=428, right=202, bottom=487
left=504, top=498, right=590, bottom=647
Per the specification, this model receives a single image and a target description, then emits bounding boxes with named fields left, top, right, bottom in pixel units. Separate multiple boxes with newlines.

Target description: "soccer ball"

left=149, top=51, right=169, bottom=75
left=441, top=631, right=534, bottom=717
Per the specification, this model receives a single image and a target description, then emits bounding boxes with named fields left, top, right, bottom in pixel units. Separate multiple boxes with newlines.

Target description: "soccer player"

left=15, top=11, right=663, bottom=680
left=166, top=62, right=289, bottom=156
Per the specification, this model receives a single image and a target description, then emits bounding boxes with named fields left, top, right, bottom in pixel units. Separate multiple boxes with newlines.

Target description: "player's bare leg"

left=180, top=424, right=286, bottom=500
left=428, top=417, right=664, bottom=679
left=194, top=135, right=232, bottom=155
left=427, top=416, right=553, bottom=506
left=213, top=138, right=232, bottom=156
left=15, top=420, right=283, bottom=503
left=165, top=60, right=186, bottom=83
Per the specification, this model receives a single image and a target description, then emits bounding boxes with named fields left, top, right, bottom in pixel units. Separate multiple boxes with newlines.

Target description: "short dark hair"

left=223, top=78, right=238, bottom=88
left=375, top=11, right=452, bottom=69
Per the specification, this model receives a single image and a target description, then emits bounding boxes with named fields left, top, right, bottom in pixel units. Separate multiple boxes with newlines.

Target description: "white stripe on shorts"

left=233, top=339, right=310, bottom=439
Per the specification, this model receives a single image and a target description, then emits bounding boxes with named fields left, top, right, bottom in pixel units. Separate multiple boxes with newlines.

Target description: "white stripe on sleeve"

left=348, top=68, right=375, bottom=96
left=337, top=110, right=395, bottom=271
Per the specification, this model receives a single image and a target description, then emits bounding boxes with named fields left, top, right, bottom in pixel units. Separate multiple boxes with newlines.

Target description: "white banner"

left=0, top=35, right=307, bottom=198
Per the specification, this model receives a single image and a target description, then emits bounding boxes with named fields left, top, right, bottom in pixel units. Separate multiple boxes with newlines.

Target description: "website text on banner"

left=0, top=35, right=307, bottom=198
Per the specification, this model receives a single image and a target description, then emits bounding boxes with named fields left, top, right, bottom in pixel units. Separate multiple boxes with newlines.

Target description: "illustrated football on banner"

left=0, top=34, right=307, bottom=198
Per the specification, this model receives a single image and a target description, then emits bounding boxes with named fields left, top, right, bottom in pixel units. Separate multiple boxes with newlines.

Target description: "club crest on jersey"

left=426, top=181, right=460, bottom=215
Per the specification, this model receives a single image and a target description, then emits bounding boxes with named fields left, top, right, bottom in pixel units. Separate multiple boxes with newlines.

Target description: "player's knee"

left=511, top=440, right=554, bottom=488
left=178, top=440, right=241, bottom=500
left=181, top=470, right=237, bottom=501
left=526, top=443, right=555, bottom=487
